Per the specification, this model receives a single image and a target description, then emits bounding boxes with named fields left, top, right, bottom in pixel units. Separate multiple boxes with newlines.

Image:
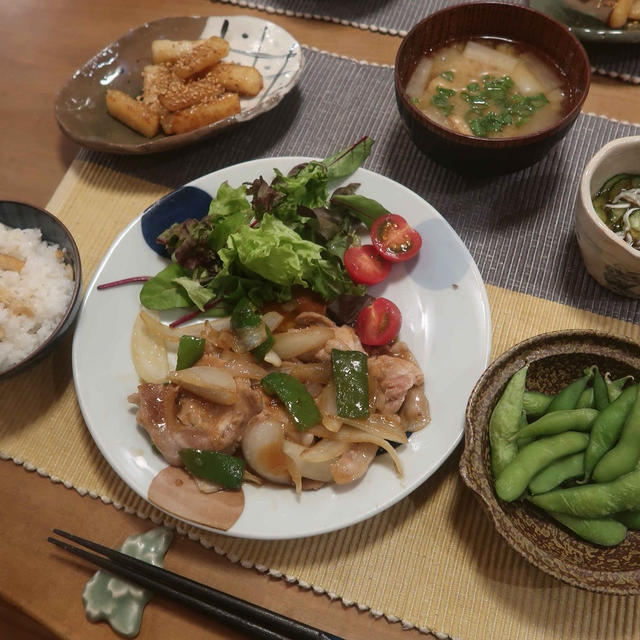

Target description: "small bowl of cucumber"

left=461, top=329, right=640, bottom=594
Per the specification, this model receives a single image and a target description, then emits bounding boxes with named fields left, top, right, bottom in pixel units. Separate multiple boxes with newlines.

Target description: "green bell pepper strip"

left=331, top=349, right=369, bottom=419
left=261, top=372, right=322, bottom=430
left=179, top=449, right=245, bottom=489
left=176, top=335, right=205, bottom=370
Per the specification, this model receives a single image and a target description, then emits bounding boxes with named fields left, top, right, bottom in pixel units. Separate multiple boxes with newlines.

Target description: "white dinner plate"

left=72, top=157, right=491, bottom=540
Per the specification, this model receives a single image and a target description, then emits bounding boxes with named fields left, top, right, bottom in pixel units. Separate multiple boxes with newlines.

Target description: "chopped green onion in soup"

left=405, top=38, right=567, bottom=139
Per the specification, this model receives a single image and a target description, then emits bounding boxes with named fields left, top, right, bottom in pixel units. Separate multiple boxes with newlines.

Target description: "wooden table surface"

left=1, top=1, right=639, bottom=639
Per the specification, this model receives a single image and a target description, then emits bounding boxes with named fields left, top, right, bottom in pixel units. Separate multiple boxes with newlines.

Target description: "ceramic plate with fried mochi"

left=54, top=15, right=302, bottom=154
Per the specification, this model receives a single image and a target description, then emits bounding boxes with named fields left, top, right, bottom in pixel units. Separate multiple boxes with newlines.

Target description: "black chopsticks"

left=48, top=529, right=341, bottom=640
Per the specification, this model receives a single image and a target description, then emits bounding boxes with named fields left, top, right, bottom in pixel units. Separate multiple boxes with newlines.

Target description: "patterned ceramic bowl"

left=575, top=136, right=640, bottom=297
left=0, top=202, right=82, bottom=378
left=461, top=330, right=640, bottom=594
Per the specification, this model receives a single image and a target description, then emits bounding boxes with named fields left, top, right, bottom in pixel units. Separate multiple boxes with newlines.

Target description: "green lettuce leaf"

left=140, top=263, right=194, bottom=310
left=173, top=277, right=216, bottom=311
left=218, top=215, right=363, bottom=300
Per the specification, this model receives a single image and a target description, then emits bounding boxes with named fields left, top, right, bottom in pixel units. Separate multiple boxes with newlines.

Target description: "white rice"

left=0, top=223, right=74, bottom=372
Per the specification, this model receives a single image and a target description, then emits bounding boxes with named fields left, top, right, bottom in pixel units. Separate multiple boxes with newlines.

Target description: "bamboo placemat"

left=213, top=0, right=640, bottom=82
left=2, top=47, right=640, bottom=639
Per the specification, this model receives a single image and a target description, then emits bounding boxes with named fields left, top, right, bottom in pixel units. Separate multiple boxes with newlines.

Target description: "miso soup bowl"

left=394, top=2, right=591, bottom=175
left=575, top=136, right=640, bottom=297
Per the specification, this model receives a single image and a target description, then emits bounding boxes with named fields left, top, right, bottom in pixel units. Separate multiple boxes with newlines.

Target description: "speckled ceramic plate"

left=529, top=0, right=640, bottom=42
left=54, top=16, right=303, bottom=154
left=72, top=157, right=491, bottom=540
left=461, top=330, right=640, bottom=594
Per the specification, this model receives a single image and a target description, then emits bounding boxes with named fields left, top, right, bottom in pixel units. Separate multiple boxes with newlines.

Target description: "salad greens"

left=140, top=137, right=388, bottom=315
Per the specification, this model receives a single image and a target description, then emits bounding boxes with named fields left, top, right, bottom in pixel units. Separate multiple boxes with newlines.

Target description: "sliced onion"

left=316, top=383, right=342, bottom=432
left=139, top=308, right=204, bottom=344
left=236, top=323, right=268, bottom=352
left=282, top=440, right=334, bottom=483
left=131, top=312, right=169, bottom=383
left=272, top=326, right=334, bottom=359
left=300, top=439, right=350, bottom=462
left=263, top=350, right=282, bottom=367
left=339, top=414, right=408, bottom=444
left=168, top=366, right=237, bottom=405
left=262, top=311, right=284, bottom=332
left=309, top=424, right=403, bottom=476
left=193, top=477, right=223, bottom=493
left=241, top=418, right=290, bottom=484
left=279, top=361, right=332, bottom=384
left=199, top=353, right=267, bottom=379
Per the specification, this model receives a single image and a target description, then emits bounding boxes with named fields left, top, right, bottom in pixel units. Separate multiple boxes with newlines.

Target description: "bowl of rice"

left=0, top=201, right=82, bottom=378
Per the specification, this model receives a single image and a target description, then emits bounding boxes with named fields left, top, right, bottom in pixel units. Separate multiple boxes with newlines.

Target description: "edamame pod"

left=495, top=431, right=589, bottom=502
left=547, top=511, right=627, bottom=547
left=615, top=510, right=640, bottom=530
left=576, top=388, right=595, bottom=409
left=593, top=368, right=609, bottom=412
left=523, top=391, right=552, bottom=420
left=515, top=408, right=598, bottom=442
left=544, top=368, right=593, bottom=414
left=593, top=385, right=640, bottom=483
left=529, top=466, right=640, bottom=518
left=583, top=384, right=638, bottom=481
left=489, top=365, right=528, bottom=477
left=528, top=452, right=584, bottom=495
left=605, top=373, right=634, bottom=403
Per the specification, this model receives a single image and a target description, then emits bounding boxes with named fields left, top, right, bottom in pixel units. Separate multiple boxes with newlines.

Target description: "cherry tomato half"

left=354, top=297, right=402, bottom=346
left=343, top=245, right=392, bottom=285
left=370, top=214, right=422, bottom=263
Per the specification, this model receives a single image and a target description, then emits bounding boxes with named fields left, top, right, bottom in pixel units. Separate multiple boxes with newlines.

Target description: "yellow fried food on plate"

left=209, top=62, right=264, bottom=97
left=151, top=39, right=205, bottom=64
left=172, top=37, right=230, bottom=80
left=106, top=34, right=261, bottom=137
left=106, top=89, right=160, bottom=137
left=162, top=93, right=241, bottom=135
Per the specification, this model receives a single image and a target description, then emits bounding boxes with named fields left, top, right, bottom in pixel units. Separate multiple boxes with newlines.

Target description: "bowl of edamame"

left=460, top=329, right=640, bottom=593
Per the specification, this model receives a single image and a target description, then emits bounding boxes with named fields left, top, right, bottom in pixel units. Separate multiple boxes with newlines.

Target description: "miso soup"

left=405, top=39, right=568, bottom=139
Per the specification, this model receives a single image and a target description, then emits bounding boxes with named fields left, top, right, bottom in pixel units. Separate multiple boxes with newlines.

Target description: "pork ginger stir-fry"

left=128, top=299, right=430, bottom=493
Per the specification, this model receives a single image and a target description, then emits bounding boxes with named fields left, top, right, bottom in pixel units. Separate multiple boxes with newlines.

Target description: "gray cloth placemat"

left=94, top=47, right=640, bottom=324
left=213, top=0, right=640, bottom=82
